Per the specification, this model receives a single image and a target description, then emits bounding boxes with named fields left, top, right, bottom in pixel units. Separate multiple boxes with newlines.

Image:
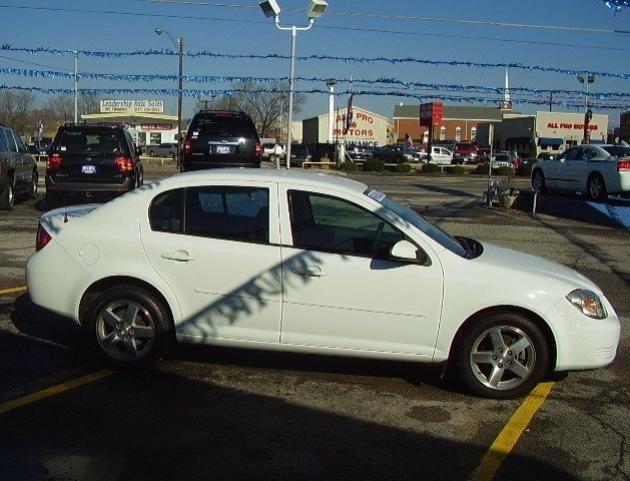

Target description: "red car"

left=453, top=142, right=479, bottom=164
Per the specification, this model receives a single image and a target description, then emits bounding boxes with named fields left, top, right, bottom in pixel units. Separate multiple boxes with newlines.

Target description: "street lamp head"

left=154, top=28, right=165, bottom=35
left=326, top=78, right=336, bottom=86
left=588, top=74, right=596, bottom=84
left=259, top=0, right=281, bottom=18
left=306, top=0, right=328, bottom=19
left=577, top=75, right=585, bottom=84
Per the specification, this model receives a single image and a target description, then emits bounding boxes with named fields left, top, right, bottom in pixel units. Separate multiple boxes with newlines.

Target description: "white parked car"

left=26, top=170, right=620, bottom=398
left=532, top=144, right=630, bottom=201
left=429, top=146, right=453, bottom=165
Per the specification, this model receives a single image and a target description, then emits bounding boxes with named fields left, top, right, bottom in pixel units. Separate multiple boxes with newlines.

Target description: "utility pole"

left=73, top=51, right=79, bottom=123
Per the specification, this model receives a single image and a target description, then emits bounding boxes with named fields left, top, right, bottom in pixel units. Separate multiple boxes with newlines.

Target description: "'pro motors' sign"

left=100, top=100, right=164, bottom=114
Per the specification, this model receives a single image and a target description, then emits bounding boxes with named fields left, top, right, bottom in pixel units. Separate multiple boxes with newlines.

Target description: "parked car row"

left=0, top=123, right=39, bottom=210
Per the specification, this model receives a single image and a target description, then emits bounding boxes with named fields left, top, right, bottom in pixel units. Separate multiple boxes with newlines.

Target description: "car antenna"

left=64, top=209, right=68, bottom=223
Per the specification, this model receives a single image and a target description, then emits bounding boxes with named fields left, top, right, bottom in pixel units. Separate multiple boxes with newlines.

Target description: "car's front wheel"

left=454, top=311, right=549, bottom=399
left=85, top=286, right=171, bottom=368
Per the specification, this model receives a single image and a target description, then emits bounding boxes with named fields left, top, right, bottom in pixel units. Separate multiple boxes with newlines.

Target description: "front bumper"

left=550, top=295, right=621, bottom=371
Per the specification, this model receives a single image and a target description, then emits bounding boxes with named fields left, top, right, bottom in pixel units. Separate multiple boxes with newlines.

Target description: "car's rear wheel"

left=454, top=311, right=549, bottom=399
left=587, top=174, right=607, bottom=202
left=531, top=169, right=547, bottom=194
left=29, top=170, right=38, bottom=200
left=85, top=286, right=171, bottom=368
left=0, top=176, right=15, bottom=210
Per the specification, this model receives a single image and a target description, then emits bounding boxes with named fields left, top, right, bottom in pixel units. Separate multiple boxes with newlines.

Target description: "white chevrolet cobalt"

left=27, top=170, right=620, bottom=398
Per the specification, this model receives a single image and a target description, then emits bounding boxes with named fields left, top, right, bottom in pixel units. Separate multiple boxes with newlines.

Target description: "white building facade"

left=302, top=107, right=389, bottom=146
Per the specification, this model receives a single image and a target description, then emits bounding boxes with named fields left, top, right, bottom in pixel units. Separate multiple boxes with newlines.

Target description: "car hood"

left=475, top=242, right=601, bottom=295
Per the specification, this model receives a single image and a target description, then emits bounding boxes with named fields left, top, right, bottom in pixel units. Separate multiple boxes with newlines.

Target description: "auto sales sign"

left=100, top=100, right=164, bottom=114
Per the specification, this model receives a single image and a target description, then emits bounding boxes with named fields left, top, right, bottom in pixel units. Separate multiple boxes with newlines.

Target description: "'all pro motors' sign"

left=100, top=100, right=164, bottom=114
left=334, top=110, right=376, bottom=138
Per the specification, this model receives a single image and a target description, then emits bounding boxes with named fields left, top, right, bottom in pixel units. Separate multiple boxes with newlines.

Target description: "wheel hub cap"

left=470, top=326, right=536, bottom=391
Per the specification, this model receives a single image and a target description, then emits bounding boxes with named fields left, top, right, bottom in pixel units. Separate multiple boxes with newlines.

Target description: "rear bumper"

left=182, top=161, right=261, bottom=170
left=46, top=177, right=134, bottom=193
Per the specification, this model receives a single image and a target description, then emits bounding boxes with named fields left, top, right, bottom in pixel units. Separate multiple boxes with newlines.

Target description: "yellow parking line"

left=0, top=370, right=115, bottom=416
left=0, top=286, right=27, bottom=296
left=469, top=382, right=555, bottom=481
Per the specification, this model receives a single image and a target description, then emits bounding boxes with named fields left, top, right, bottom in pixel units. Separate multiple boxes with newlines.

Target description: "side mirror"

left=389, top=240, right=423, bottom=263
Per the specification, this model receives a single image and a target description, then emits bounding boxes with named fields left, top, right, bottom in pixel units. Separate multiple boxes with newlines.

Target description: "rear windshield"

left=603, top=146, right=630, bottom=157
left=456, top=143, right=475, bottom=150
left=190, top=116, right=257, bottom=139
left=57, top=129, right=124, bottom=154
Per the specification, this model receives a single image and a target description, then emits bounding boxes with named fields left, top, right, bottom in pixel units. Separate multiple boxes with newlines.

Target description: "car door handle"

left=161, top=250, right=194, bottom=262
left=291, top=266, right=327, bottom=277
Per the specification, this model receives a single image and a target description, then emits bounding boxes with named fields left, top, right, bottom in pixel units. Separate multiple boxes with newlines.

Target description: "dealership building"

left=620, top=111, right=630, bottom=142
left=302, top=106, right=390, bottom=146
left=81, top=100, right=179, bottom=147
left=476, top=111, right=609, bottom=157
left=393, top=104, right=518, bottom=144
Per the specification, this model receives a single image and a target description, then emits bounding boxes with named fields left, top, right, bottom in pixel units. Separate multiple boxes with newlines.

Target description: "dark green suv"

left=0, top=124, right=38, bottom=210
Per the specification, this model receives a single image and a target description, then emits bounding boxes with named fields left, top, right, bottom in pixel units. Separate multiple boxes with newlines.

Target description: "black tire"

left=29, top=170, right=38, bottom=200
left=454, top=311, right=549, bottom=399
left=0, top=176, right=15, bottom=210
left=587, top=173, right=607, bottom=202
left=84, top=285, right=172, bottom=369
left=532, top=169, right=547, bottom=194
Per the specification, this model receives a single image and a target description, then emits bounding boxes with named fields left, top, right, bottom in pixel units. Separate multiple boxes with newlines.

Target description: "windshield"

left=58, top=130, right=123, bottom=154
left=365, top=188, right=468, bottom=258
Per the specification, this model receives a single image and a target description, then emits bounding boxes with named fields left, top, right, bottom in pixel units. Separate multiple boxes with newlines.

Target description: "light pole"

left=578, top=74, right=596, bottom=144
left=260, top=0, right=328, bottom=169
left=155, top=28, right=184, bottom=167
left=326, top=79, right=336, bottom=144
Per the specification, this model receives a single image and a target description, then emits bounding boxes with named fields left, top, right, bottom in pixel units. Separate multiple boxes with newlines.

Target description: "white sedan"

left=26, top=170, right=620, bottom=398
left=532, top=144, right=630, bottom=201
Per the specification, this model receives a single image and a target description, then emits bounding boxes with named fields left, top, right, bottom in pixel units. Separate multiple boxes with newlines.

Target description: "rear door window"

left=185, top=186, right=269, bottom=243
left=11, top=131, right=27, bottom=153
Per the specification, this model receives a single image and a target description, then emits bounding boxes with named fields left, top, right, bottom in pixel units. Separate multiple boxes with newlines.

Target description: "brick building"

left=393, top=104, right=518, bottom=144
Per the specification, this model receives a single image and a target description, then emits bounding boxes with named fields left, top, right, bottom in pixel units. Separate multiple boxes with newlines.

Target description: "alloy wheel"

left=469, top=325, right=536, bottom=391
left=96, top=300, right=156, bottom=362
left=589, top=177, right=602, bottom=200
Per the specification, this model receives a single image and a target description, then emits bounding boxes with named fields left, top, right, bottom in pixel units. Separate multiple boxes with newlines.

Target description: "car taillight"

left=255, top=142, right=263, bottom=158
left=618, top=160, right=630, bottom=172
left=115, top=156, right=134, bottom=173
left=36, top=224, right=52, bottom=251
left=184, top=139, right=192, bottom=158
left=47, top=154, right=63, bottom=174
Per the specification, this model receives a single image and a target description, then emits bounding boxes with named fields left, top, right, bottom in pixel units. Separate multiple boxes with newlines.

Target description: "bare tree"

left=80, top=92, right=102, bottom=115
left=195, top=82, right=305, bottom=139
left=0, top=90, right=38, bottom=136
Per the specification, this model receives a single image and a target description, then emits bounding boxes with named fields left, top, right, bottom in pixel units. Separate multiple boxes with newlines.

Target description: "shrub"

left=447, top=166, right=467, bottom=176
left=395, top=163, right=412, bottom=173
left=496, top=166, right=514, bottom=177
left=421, top=163, right=439, bottom=174
left=365, top=158, right=385, bottom=172
left=337, top=161, right=358, bottom=172
left=474, top=163, right=490, bottom=175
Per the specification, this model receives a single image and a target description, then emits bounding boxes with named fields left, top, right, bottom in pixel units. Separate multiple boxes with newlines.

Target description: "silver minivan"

left=0, top=124, right=38, bottom=210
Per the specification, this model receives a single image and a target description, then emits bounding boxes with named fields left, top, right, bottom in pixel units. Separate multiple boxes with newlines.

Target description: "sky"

left=0, top=0, right=628, bottom=127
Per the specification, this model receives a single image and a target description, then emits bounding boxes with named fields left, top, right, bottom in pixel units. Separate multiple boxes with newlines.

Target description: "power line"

left=144, top=0, right=630, bottom=35
left=0, top=53, right=70, bottom=71
left=0, top=4, right=627, bottom=53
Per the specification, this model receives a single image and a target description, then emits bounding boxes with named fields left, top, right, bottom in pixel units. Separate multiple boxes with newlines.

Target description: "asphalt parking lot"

left=0, top=164, right=628, bottom=481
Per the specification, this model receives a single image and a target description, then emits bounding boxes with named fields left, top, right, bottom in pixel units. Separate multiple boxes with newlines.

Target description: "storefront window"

left=440, top=126, right=446, bottom=141
left=150, top=132, right=162, bottom=144
left=137, top=132, right=147, bottom=146
left=423, top=131, right=429, bottom=144
left=471, top=127, right=477, bottom=141
left=455, top=127, right=462, bottom=142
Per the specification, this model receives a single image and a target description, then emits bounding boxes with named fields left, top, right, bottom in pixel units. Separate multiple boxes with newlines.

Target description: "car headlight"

left=566, top=289, right=607, bottom=319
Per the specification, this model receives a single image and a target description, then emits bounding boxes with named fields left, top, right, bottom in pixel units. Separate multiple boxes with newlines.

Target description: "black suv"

left=45, top=124, right=143, bottom=205
left=0, top=124, right=38, bottom=210
left=181, top=111, right=262, bottom=170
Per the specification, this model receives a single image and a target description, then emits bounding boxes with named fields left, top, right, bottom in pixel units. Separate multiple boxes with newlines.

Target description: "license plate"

left=215, top=145, right=231, bottom=154
left=82, top=165, right=96, bottom=174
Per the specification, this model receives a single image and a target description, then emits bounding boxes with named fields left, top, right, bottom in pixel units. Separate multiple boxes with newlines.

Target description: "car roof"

left=158, top=169, right=369, bottom=194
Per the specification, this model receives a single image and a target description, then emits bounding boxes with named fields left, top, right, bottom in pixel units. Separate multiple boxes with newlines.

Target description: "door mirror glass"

left=389, top=240, right=420, bottom=262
